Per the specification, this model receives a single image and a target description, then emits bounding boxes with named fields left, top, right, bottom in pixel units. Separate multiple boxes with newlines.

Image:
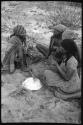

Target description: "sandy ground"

left=1, top=1, right=81, bottom=123
left=1, top=67, right=81, bottom=123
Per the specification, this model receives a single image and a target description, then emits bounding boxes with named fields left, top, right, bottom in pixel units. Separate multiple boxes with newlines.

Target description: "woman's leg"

left=54, top=89, right=81, bottom=100
left=44, top=70, right=63, bottom=87
left=36, top=44, right=49, bottom=57
left=44, top=70, right=81, bottom=99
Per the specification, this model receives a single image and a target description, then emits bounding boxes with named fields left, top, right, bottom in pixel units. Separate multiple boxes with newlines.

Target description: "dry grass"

left=46, top=3, right=81, bottom=30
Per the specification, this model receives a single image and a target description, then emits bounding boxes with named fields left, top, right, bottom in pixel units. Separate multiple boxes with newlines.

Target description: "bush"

left=46, top=4, right=82, bottom=30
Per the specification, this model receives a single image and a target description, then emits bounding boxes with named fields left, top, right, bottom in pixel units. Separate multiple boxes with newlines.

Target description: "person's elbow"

left=64, top=77, right=70, bottom=81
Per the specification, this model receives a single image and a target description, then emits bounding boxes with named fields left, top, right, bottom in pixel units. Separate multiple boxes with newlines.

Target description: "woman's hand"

left=48, top=57, right=58, bottom=72
left=48, top=55, right=57, bottom=65
left=51, top=58, right=58, bottom=67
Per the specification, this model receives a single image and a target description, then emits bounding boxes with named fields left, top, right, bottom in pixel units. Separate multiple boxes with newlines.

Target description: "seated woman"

left=2, top=25, right=27, bottom=73
left=36, top=24, right=66, bottom=60
left=44, top=39, right=81, bottom=100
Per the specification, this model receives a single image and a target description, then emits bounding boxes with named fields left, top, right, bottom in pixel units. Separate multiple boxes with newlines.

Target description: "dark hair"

left=61, top=39, right=80, bottom=64
left=53, top=32, right=62, bottom=39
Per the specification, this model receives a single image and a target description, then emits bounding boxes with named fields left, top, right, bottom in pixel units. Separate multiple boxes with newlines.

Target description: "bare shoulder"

left=8, top=36, right=21, bottom=45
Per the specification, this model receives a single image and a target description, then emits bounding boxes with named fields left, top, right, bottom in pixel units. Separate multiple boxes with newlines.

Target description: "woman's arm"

left=54, top=61, right=75, bottom=81
left=48, top=55, right=75, bottom=81
left=47, top=36, right=54, bottom=57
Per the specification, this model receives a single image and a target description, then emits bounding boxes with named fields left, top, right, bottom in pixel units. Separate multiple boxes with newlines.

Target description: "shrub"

left=46, top=3, right=82, bottom=30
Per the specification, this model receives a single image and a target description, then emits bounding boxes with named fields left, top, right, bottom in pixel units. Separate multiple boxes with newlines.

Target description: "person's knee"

left=44, top=70, right=53, bottom=78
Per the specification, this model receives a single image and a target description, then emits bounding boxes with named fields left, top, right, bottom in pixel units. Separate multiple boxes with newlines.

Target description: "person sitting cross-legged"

left=43, top=39, right=81, bottom=100
left=2, top=25, right=27, bottom=73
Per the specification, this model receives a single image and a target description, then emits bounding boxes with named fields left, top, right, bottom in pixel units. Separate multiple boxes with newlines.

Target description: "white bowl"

left=22, top=77, right=42, bottom=90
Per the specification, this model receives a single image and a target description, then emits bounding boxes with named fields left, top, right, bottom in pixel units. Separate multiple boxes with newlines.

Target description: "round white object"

left=22, top=77, right=42, bottom=90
